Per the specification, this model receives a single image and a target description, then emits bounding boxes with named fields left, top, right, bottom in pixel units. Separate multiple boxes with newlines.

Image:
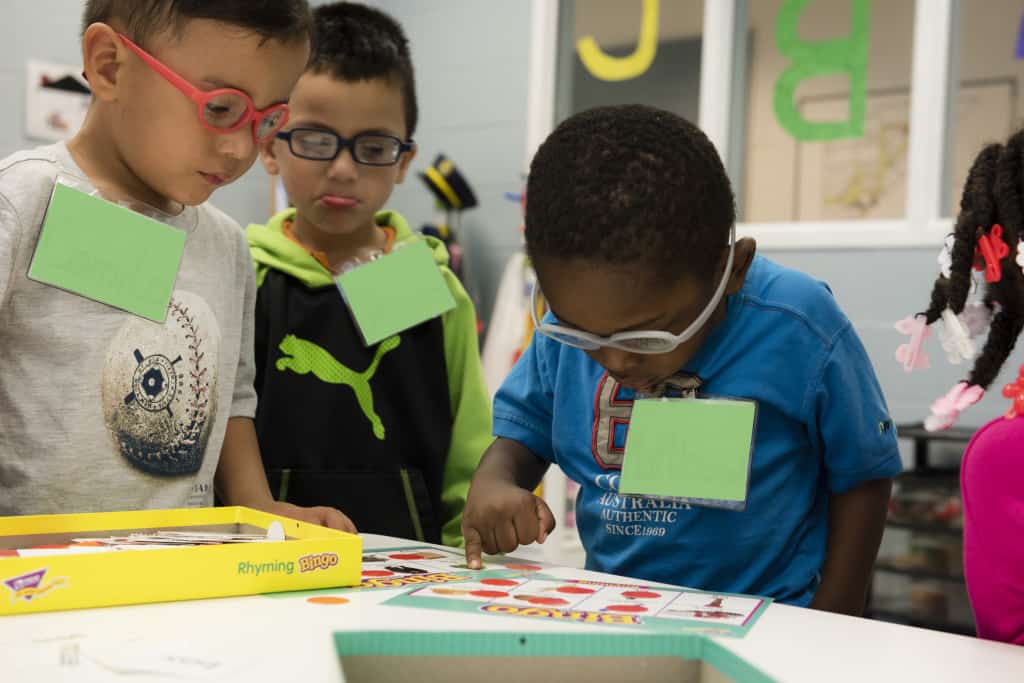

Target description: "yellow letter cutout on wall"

left=577, top=0, right=660, bottom=82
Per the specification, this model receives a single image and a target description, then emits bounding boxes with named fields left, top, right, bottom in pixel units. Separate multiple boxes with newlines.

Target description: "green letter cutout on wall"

left=577, top=0, right=659, bottom=82
left=773, top=0, right=870, bottom=141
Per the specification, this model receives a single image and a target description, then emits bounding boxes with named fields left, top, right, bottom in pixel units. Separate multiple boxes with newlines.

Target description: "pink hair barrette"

left=894, top=315, right=931, bottom=372
left=925, top=382, right=984, bottom=432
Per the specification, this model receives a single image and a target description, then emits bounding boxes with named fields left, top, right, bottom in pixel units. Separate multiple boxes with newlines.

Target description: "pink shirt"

left=961, top=417, right=1024, bottom=645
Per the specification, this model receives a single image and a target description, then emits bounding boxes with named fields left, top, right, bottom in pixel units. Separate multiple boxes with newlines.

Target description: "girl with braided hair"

left=898, top=130, right=1024, bottom=644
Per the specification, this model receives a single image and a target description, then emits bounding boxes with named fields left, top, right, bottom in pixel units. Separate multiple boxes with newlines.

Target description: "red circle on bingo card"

left=362, top=570, right=394, bottom=577
left=556, top=586, right=596, bottom=594
left=622, top=591, right=661, bottom=599
left=388, top=553, right=425, bottom=560
left=470, top=590, right=509, bottom=598
left=505, top=564, right=542, bottom=571
left=605, top=604, right=648, bottom=613
left=527, top=597, right=570, bottom=606
left=480, top=578, right=519, bottom=586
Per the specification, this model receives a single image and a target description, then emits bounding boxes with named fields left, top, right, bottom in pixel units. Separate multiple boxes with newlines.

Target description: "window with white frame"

left=526, top=0, right=963, bottom=249
left=741, top=0, right=915, bottom=223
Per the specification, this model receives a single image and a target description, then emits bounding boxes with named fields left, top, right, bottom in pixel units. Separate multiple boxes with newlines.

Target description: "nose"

left=592, top=347, right=642, bottom=377
left=327, top=147, right=359, bottom=182
left=216, top=127, right=255, bottom=163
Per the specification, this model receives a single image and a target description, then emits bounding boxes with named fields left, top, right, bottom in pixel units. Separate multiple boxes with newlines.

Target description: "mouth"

left=198, top=172, right=227, bottom=186
left=319, top=194, right=359, bottom=208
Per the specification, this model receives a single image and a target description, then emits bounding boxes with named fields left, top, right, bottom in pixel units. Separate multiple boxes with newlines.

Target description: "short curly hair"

left=308, top=3, right=418, bottom=138
left=525, top=105, right=735, bottom=281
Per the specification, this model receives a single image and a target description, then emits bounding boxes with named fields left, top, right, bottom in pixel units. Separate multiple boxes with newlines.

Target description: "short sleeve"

left=230, top=240, right=258, bottom=418
left=492, top=331, right=557, bottom=462
left=808, top=324, right=903, bottom=493
left=0, top=192, right=23, bottom=311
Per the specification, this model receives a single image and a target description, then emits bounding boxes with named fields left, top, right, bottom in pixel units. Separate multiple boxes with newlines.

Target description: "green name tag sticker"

left=619, top=398, right=757, bottom=510
left=27, top=180, right=186, bottom=323
left=336, top=240, right=456, bottom=346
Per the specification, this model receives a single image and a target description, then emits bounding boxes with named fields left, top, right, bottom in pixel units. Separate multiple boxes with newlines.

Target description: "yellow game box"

left=0, top=506, right=361, bottom=615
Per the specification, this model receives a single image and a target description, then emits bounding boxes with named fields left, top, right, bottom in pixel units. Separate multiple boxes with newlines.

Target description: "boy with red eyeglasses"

left=0, top=1, right=353, bottom=530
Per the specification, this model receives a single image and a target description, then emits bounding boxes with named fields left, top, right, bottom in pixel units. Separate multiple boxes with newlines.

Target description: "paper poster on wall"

left=794, top=80, right=1014, bottom=220
left=25, top=61, right=90, bottom=142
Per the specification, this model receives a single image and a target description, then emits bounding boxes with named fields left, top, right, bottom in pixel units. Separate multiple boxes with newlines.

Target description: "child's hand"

left=265, top=501, right=358, bottom=533
left=462, top=477, right=555, bottom=569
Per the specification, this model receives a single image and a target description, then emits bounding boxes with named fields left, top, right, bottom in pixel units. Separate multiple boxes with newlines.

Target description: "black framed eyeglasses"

left=275, top=128, right=414, bottom=166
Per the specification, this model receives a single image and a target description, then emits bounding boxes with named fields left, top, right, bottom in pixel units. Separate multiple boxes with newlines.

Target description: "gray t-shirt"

left=0, top=143, right=258, bottom=514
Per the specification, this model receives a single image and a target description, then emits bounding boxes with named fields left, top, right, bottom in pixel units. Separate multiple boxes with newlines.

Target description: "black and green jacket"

left=246, top=208, right=493, bottom=547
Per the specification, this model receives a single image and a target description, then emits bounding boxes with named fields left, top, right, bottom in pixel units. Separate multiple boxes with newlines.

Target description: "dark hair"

left=525, top=105, right=736, bottom=281
left=922, top=130, right=1024, bottom=390
left=82, top=0, right=313, bottom=46
left=307, top=2, right=418, bottom=138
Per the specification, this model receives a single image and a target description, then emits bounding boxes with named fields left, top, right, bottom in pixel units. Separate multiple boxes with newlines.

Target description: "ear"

left=259, top=135, right=282, bottom=176
left=81, top=23, right=126, bottom=103
left=393, top=143, right=418, bottom=184
left=725, top=236, right=757, bottom=295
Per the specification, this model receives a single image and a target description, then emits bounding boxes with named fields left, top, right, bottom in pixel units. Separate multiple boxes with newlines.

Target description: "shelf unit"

left=866, top=422, right=976, bottom=636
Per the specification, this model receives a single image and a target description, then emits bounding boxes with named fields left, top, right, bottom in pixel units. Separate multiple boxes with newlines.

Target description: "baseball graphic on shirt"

left=100, top=291, right=219, bottom=475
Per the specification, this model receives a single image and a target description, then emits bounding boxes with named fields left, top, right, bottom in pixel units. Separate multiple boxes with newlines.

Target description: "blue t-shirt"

left=493, top=255, right=901, bottom=605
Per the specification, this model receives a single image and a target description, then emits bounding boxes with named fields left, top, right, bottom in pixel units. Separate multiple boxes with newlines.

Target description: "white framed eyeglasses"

left=531, top=225, right=736, bottom=354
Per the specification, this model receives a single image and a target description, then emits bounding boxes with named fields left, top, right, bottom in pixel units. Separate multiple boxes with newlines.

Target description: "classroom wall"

left=364, top=0, right=530, bottom=320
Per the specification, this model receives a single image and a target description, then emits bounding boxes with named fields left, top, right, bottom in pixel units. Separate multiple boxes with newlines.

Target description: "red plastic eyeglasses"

left=118, top=33, right=289, bottom=143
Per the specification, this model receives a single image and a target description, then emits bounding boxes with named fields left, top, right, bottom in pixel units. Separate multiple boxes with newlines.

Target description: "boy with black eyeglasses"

left=248, top=2, right=491, bottom=547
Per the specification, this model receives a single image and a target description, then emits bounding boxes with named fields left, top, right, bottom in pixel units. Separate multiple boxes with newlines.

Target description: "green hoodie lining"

left=246, top=208, right=447, bottom=289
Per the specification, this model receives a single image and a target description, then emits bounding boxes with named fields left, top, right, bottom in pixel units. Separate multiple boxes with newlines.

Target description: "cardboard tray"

left=0, top=506, right=361, bottom=615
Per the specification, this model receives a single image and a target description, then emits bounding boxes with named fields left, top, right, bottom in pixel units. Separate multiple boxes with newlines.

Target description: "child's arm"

left=809, top=478, right=892, bottom=615
left=808, top=323, right=902, bottom=614
left=463, top=308, right=559, bottom=567
left=214, top=416, right=357, bottom=532
left=438, top=271, right=494, bottom=547
left=462, top=437, right=554, bottom=569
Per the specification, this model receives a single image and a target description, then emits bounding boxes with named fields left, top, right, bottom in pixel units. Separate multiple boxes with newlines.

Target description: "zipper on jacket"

left=277, top=469, right=291, bottom=502
left=398, top=468, right=426, bottom=542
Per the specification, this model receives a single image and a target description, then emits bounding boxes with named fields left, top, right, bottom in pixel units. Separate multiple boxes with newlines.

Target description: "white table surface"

left=1, top=533, right=1021, bottom=682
